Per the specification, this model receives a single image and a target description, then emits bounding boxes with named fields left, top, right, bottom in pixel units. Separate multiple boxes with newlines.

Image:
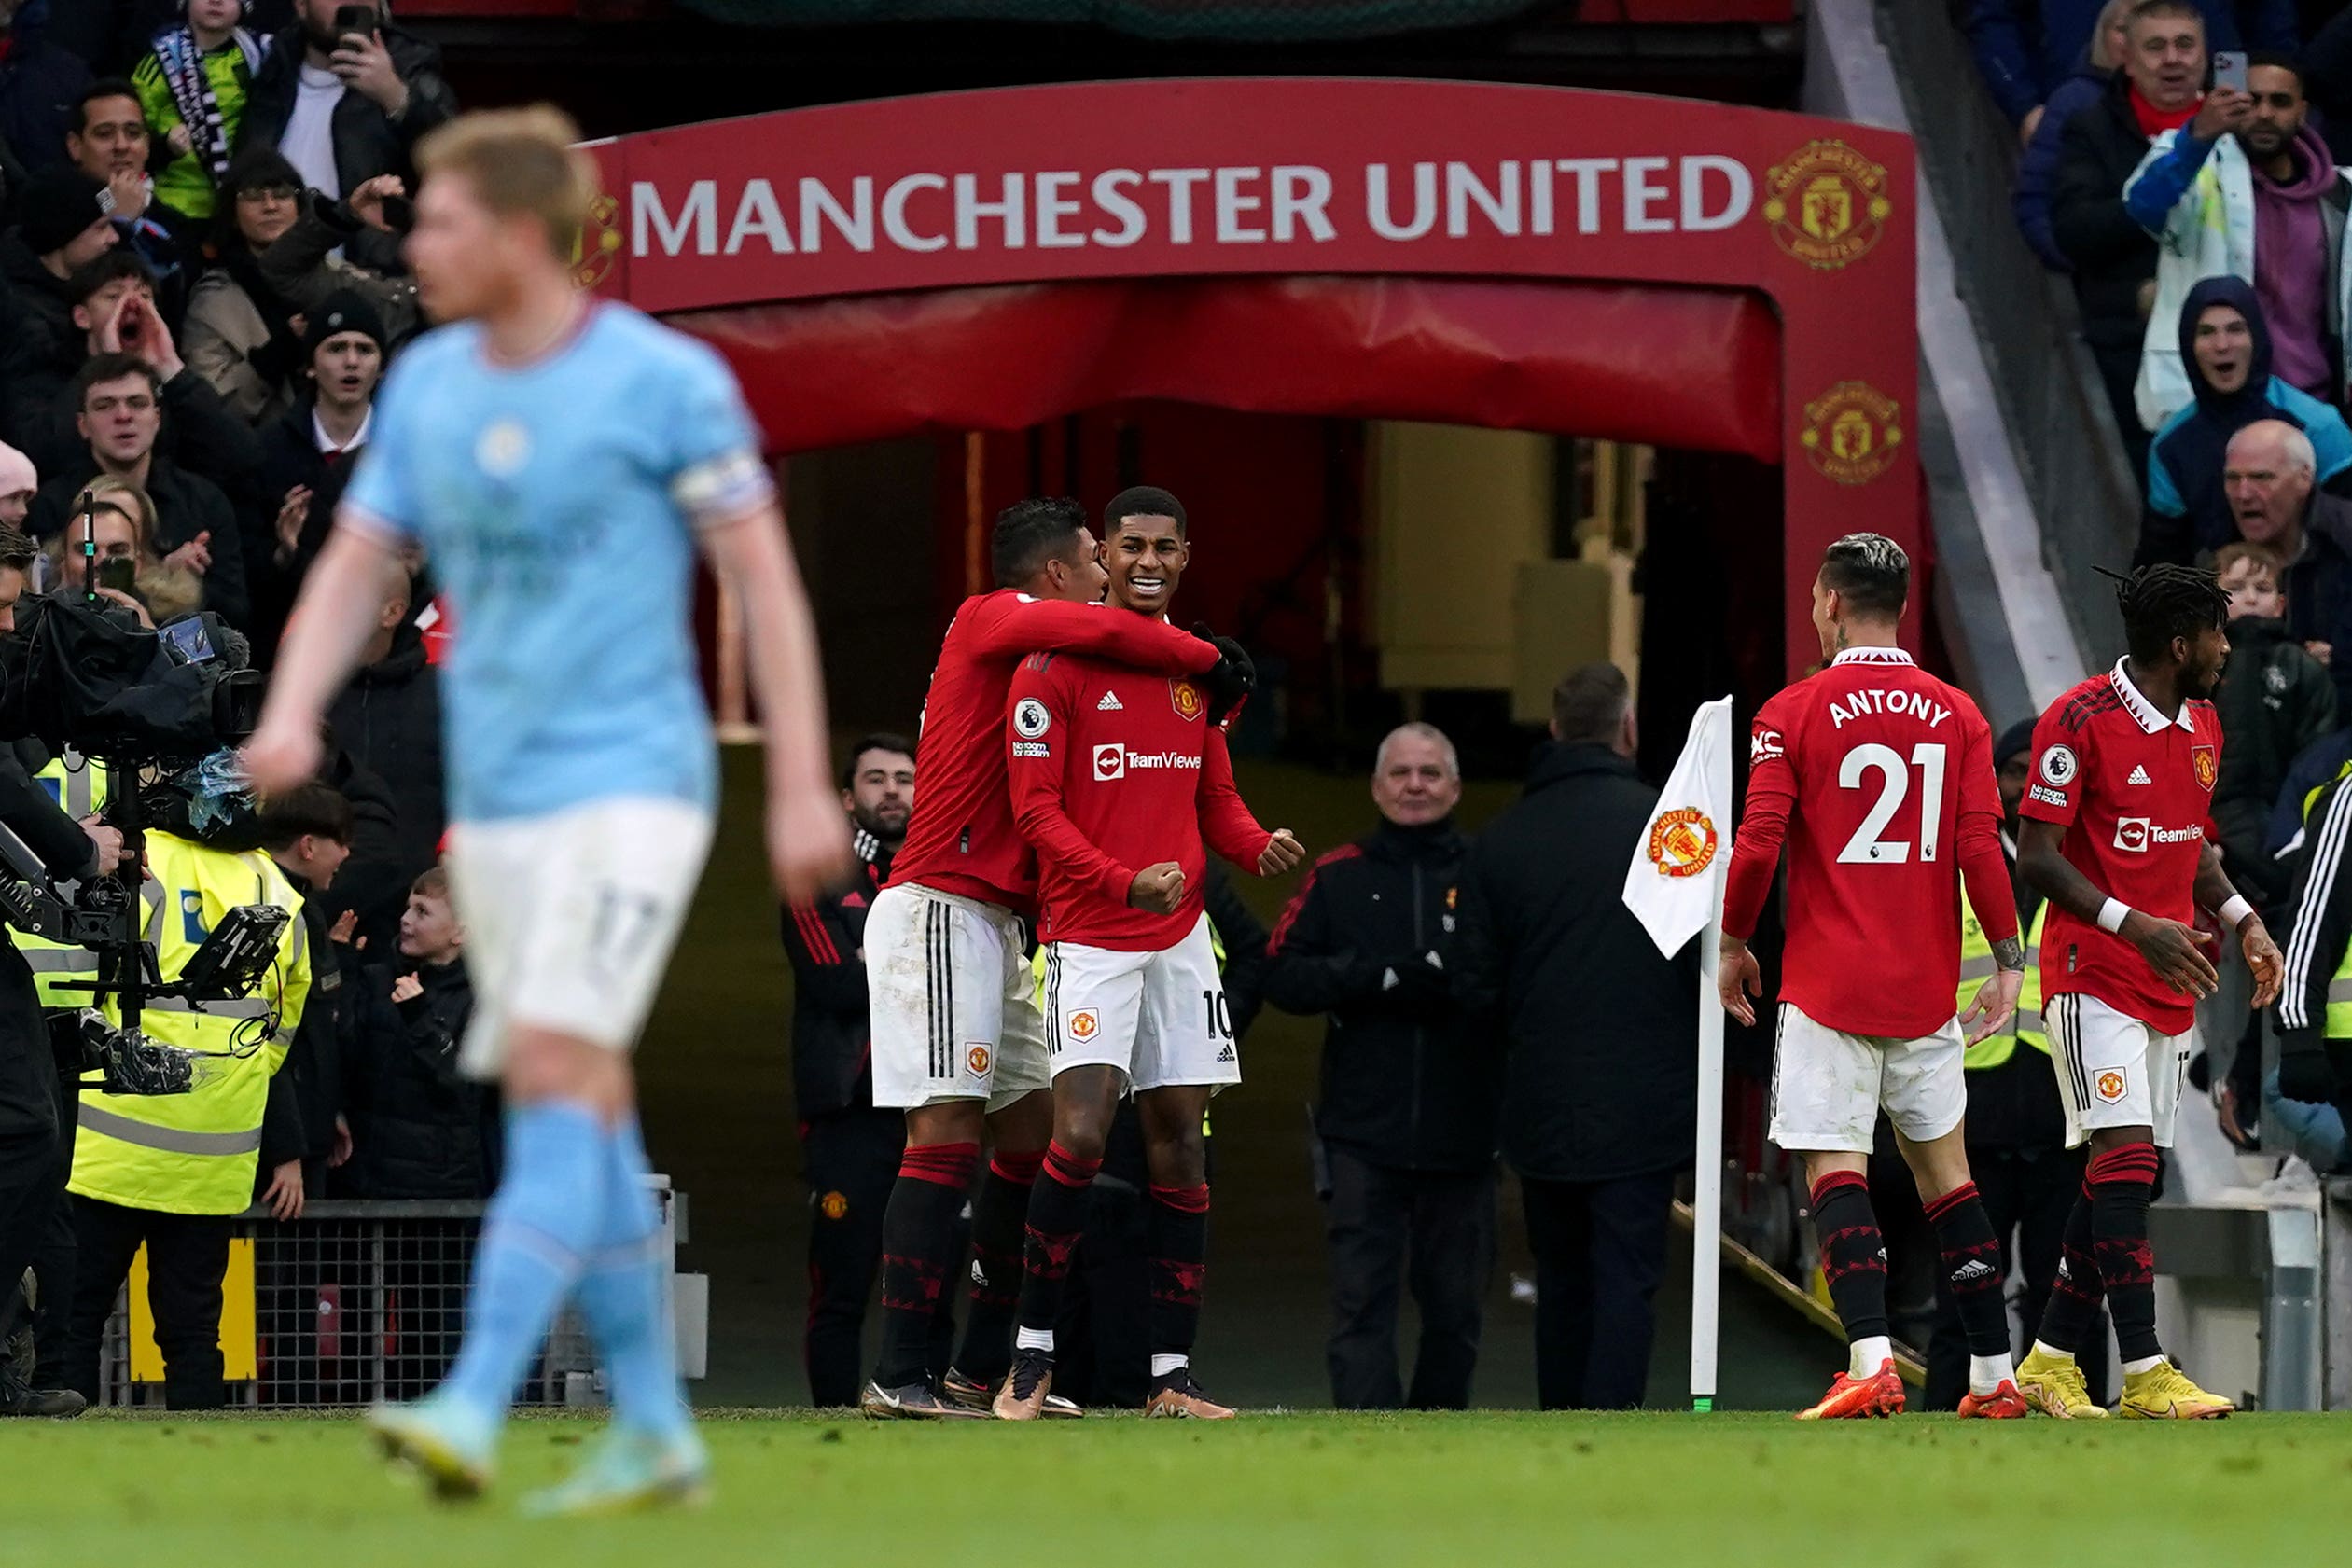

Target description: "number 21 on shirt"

left=1838, top=742, right=1947, bottom=865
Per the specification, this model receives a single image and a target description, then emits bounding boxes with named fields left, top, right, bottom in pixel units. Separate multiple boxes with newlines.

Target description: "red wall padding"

left=673, top=274, right=1785, bottom=464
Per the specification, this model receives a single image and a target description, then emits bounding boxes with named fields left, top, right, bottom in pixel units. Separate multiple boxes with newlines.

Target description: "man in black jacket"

left=1454, top=663, right=1698, bottom=1411
left=0, top=525, right=123, bottom=1417
left=238, top=0, right=455, bottom=274
left=257, top=784, right=355, bottom=1199
left=1266, top=721, right=1495, bottom=1410
left=2051, top=3, right=2210, bottom=483
left=324, top=576, right=441, bottom=890
left=782, top=734, right=945, bottom=1408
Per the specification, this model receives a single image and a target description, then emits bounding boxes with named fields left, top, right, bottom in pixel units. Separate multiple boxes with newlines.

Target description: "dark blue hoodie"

left=2140, top=277, right=2352, bottom=564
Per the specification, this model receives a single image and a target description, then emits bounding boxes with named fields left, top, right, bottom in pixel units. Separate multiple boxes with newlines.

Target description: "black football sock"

left=1809, top=1171, right=1889, bottom=1348
left=2087, top=1142, right=2164, bottom=1364
left=2033, top=1179, right=2105, bottom=1355
left=1921, top=1180, right=2010, bottom=1359
left=871, top=1141, right=977, bottom=1388
left=1015, top=1140, right=1100, bottom=1352
left=953, top=1147, right=1040, bottom=1383
left=1147, top=1182, right=1211, bottom=1381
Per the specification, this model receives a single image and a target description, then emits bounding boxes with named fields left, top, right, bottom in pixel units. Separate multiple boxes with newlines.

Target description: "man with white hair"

left=2226, top=417, right=2352, bottom=713
left=1265, top=720, right=1496, bottom=1411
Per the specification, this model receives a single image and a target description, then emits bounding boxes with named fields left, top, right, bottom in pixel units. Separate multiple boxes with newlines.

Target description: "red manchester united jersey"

left=2019, top=660, right=2220, bottom=1036
left=889, top=590, right=1218, bottom=915
left=1722, top=646, right=2016, bottom=1039
left=1006, top=648, right=1273, bottom=951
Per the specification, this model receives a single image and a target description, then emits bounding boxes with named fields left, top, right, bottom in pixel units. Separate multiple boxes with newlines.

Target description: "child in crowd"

left=341, top=868, right=494, bottom=1200
left=132, top=0, right=268, bottom=225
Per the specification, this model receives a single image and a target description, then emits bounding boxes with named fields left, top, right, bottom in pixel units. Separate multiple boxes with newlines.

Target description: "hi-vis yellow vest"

left=21, top=751, right=110, bottom=1009
left=67, top=831, right=311, bottom=1216
left=1958, top=892, right=2048, bottom=1069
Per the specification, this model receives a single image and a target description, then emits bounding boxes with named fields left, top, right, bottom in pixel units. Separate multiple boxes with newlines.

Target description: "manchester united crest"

left=1763, top=140, right=1893, bottom=270
left=1800, top=382, right=1904, bottom=486
left=572, top=191, right=623, bottom=291
left=819, top=1190, right=850, bottom=1220
left=1170, top=680, right=1204, bottom=722
left=967, top=1044, right=991, bottom=1075
left=1647, top=808, right=1719, bottom=879
left=2192, top=743, right=2218, bottom=792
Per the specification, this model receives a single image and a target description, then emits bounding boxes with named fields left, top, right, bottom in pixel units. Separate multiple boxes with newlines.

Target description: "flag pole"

left=1690, top=698, right=1731, bottom=1413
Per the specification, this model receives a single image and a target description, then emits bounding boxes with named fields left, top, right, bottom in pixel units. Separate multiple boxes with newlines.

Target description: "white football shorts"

left=444, top=796, right=714, bottom=1077
left=1768, top=1003, right=1966, bottom=1154
left=1040, top=913, right=1239, bottom=1094
left=2045, top=992, right=2191, bottom=1149
left=866, top=881, right=1051, bottom=1112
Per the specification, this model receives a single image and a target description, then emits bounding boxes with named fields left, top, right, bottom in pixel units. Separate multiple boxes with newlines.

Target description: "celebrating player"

left=1720, top=534, right=2031, bottom=1421
left=242, top=107, right=851, bottom=1512
left=993, top=486, right=1304, bottom=1422
left=2011, top=565, right=2281, bottom=1420
left=858, top=497, right=1244, bottom=1419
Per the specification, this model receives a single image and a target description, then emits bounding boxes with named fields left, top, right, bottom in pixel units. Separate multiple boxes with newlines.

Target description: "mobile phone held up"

left=2213, top=50, right=2248, bottom=94
left=96, top=558, right=135, bottom=596
left=334, top=4, right=377, bottom=42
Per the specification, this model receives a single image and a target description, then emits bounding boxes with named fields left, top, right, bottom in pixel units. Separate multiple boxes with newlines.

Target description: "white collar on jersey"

left=1830, top=645, right=1915, bottom=666
left=2108, top=658, right=2197, bottom=734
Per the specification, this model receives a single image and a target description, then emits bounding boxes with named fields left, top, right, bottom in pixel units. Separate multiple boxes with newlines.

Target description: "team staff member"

left=1266, top=721, right=1496, bottom=1411
left=782, top=733, right=950, bottom=1409
left=1454, top=664, right=1695, bottom=1411
left=56, top=821, right=313, bottom=1410
left=1928, top=720, right=2108, bottom=1410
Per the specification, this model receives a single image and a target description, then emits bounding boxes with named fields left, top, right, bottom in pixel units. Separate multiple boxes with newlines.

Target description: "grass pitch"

left=5, top=1409, right=2345, bottom=1564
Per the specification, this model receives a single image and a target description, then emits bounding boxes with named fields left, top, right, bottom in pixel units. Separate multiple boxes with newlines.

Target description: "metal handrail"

left=1876, top=0, right=2137, bottom=662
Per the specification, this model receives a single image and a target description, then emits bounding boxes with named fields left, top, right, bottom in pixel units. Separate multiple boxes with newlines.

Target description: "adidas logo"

left=1216, top=1043, right=1236, bottom=1063
left=1951, top=1259, right=1999, bottom=1284
left=970, top=1259, right=989, bottom=1287
left=1097, top=691, right=1124, bottom=711
left=2128, top=765, right=2151, bottom=784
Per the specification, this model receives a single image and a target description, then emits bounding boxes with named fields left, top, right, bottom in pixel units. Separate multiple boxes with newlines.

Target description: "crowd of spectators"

left=0, top=0, right=481, bottom=1411
left=1975, top=5, right=2352, bottom=1166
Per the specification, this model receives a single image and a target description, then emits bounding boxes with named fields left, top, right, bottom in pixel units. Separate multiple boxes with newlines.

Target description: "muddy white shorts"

left=444, top=796, right=714, bottom=1077
left=1040, top=913, right=1239, bottom=1094
left=2046, top=992, right=2191, bottom=1149
left=1768, top=1003, right=1966, bottom=1154
left=866, top=881, right=1051, bottom=1112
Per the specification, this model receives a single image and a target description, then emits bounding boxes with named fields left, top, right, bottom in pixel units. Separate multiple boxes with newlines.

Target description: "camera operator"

left=0, top=522, right=124, bottom=1418
left=54, top=802, right=313, bottom=1410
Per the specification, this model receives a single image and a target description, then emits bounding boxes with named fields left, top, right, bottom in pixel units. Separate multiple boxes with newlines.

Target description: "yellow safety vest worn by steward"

left=19, top=751, right=111, bottom=1009
left=1957, top=891, right=2049, bottom=1069
left=67, top=831, right=312, bottom=1216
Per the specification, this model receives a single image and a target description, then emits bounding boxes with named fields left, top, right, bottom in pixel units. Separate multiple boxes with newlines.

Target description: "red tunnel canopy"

left=673, top=274, right=1784, bottom=460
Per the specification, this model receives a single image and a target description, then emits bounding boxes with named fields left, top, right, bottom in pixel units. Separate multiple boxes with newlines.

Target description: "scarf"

left=2129, top=84, right=2201, bottom=139
left=153, top=27, right=261, bottom=193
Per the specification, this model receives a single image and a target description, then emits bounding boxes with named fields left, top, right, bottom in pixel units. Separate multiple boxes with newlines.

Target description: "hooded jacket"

left=2141, top=278, right=2352, bottom=564
left=2126, top=123, right=2352, bottom=427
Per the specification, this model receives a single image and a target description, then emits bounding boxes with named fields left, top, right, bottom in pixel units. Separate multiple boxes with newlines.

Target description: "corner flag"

left=1622, top=696, right=1734, bottom=957
left=1621, top=694, right=1734, bottom=1412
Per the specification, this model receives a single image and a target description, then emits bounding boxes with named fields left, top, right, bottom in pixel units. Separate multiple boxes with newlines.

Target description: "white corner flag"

left=1621, top=694, right=1734, bottom=1413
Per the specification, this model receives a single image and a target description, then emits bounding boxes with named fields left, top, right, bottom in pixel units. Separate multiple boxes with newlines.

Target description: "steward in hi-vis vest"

left=55, top=828, right=311, bottom=1410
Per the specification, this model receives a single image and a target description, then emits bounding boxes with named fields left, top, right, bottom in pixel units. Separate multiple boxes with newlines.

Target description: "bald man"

left=1266, top=722, right=1496, bottom=1410
left=2226, top=418, right=2352, bottom=714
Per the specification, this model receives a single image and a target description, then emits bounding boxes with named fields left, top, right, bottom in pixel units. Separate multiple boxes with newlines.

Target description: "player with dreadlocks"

left=2010, top=563, right=2282, bottom=1419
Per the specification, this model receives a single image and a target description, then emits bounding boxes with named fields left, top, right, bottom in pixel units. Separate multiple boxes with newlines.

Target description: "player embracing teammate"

left=995, top=487, right=1303, bottom=1420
